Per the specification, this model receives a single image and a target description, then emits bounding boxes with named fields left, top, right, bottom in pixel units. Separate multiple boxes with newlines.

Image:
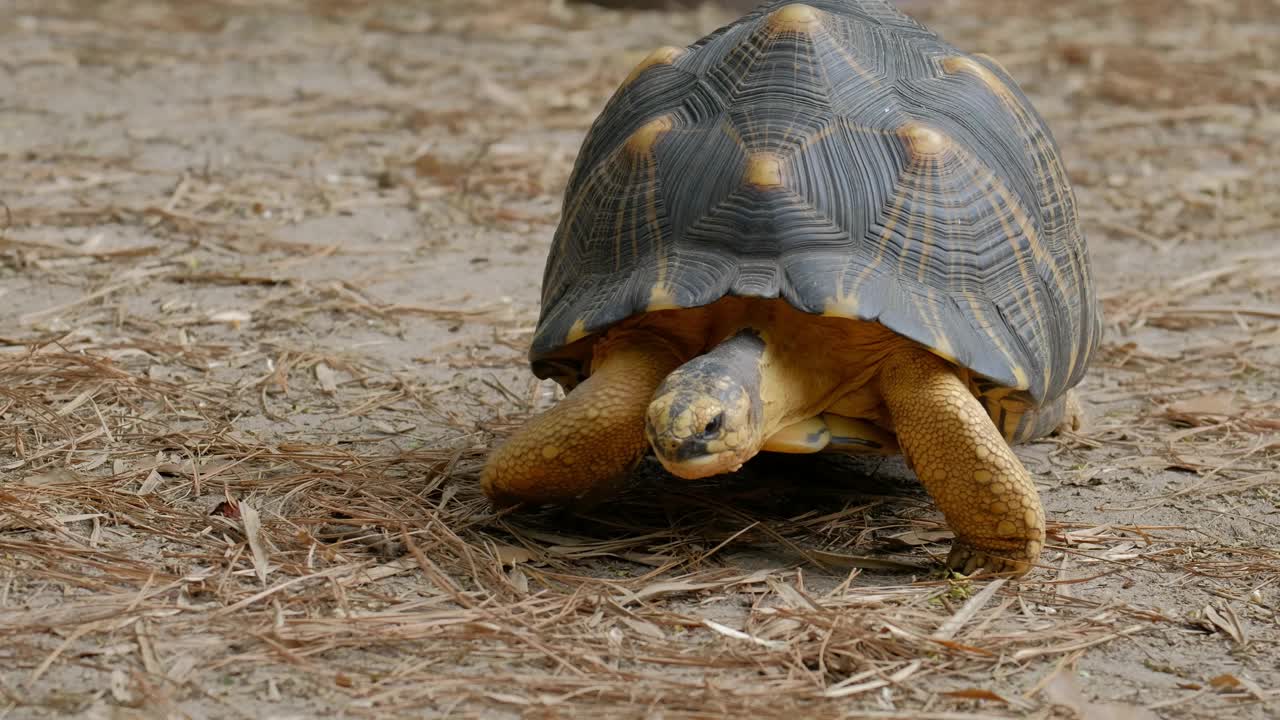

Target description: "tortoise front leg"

left=879, top=349, right=1046, bottom=576
left=481, top=330, right=683, bottom=507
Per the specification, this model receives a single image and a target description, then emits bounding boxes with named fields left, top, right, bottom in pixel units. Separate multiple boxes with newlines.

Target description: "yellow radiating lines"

left=647, top=136, right=668, bottom=293
left=827, top=125, right=922, bottom=319
left=960, top=294, right=1027, bottom=391
left=963, top=154, right=1045, bottom=394
left=723, top=17, right=769, bottom=100
left=963, top=146, right=1083, bottom=397
left=610, top=133, right=639, bottom=276
left=900, top=154, right=957, bottom=364
left=920, top=144, right=1030, bottom=393
left=834, top=163, right=909, bottom=317
left=827, top=21, right=880, bottom=90
left=944, top=54, right=1086, bottom=392
left=560, top=52, right=684, bottom=290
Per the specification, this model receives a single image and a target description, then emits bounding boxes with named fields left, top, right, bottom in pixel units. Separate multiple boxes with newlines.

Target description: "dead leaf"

left=1199, top=604, right=1247, bottom=645
left=338, top=558, right=417, bottom=588
left=1164, top=392, right=1239, bottom=423
left=493, top=544, right=535, bottom=566
left=1209, top=673, right=1241, bottom=689
left=503, top=565, right=528, bottom=594
left=618, top=579, right=725, bottom=604
left=1208, top=673, right=1269, bottom=699
left=23, top=468, right=81, bottom=486
left=75, top=452, right=110, bottom=472
left=56, top=387, right=97, bottom=416
left=766, top=577, right=819, bottom=610
left=483, top=692, right=532, bottom=705
left=1165, top=454, right=1231, bottom=472
left=943, top=688, right=1008, bottom=703
left=314, top=362, right=339, bottom=394
left=136, top=468, right=164, bottom=496
left=413, top=153, right=463, bottom=182
left=208, top=309, right=252, bottom=325
left=371, top=420, right=416, bottom=434
left=1045, top=671, right=1159, bottom=720
left=240, top=501, right=270, bottom=584
left=620, top=616, right=666, bottom=640
left=933, top=578, right=1006, bottom=641
left=703, top=619, right=786, bottom=649
left=891, top=528, right=956, bottom=546
left=803, top=548, right=928, bottom=571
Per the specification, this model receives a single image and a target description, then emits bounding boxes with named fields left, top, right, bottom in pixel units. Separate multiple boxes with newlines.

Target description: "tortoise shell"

left=531, top=0, right=1101, bottom=409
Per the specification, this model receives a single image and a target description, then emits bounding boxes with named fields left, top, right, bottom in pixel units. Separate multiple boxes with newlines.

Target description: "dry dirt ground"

left=1, top=0, right=1278, bottom=718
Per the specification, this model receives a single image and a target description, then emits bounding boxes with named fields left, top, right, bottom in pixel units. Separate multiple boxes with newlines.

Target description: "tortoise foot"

left=946, top=538, right=1040, bottom=577
left=1055, top=390, right=1085, bottom=434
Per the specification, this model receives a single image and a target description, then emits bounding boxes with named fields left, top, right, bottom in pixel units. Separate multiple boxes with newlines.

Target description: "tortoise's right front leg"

left=481, top=330, right=683, bottom=507
left=879, top=348, right=1046, bottom=576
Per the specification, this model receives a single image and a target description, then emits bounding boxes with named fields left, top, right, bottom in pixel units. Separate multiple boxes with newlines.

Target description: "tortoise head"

left=645, top=329, right=766, bottom=478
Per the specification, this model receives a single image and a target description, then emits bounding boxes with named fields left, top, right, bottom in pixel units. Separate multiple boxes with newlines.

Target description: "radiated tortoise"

left=481, top=0, right=1101, bottom=576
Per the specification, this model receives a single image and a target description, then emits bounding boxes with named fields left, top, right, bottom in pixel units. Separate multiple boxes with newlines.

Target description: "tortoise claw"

left=946, top=540, right=1036, bottom=577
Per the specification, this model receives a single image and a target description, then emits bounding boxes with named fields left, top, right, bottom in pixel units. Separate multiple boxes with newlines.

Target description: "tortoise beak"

left=653, top=449, right=742, bottom=479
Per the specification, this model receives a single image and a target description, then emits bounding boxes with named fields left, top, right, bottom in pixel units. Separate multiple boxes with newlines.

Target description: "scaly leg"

left=481, top=330, right=683, bottom=507
left=879, top=348, right=1045, bottom=576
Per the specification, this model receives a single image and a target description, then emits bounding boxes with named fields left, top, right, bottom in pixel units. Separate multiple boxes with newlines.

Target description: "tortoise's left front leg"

left=879, top=348, right=1046, bottom=576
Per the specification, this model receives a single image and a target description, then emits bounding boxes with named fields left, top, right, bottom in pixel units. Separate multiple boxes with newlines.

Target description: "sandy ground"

left=1, top=0, right=1277, bottom=718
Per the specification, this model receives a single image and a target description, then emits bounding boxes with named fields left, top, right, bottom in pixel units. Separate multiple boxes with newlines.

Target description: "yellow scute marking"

left=566, top=318, right=590, bottom=344
left=923, top=331, right=957, bottom=365
left=541, top=445, right=561, bottom=460
left=821, top=294, right=859, bottom=318
left=941, top=55, right=1015, bottom=101
left=899, top=121, right=948, bottom=157
left=1011, top=364, right=1030, bottom=390
left=973, top=53, right=1016, bottom=78
left=623, top=46, right=686, bottom=87
left=744, top=153, right=784, bottom=188
left=646, top=285, right=679, bottom=311
left=625, top=115, right=674, bottom=157
left=766, top=4, right=822, bottom=33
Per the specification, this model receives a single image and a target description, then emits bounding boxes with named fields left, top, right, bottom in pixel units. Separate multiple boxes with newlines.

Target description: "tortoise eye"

left=701, top=412, right=724, bottom=436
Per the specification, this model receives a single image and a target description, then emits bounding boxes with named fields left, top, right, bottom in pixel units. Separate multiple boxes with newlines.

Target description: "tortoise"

left=481, top=0, right=1101, bottom=575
